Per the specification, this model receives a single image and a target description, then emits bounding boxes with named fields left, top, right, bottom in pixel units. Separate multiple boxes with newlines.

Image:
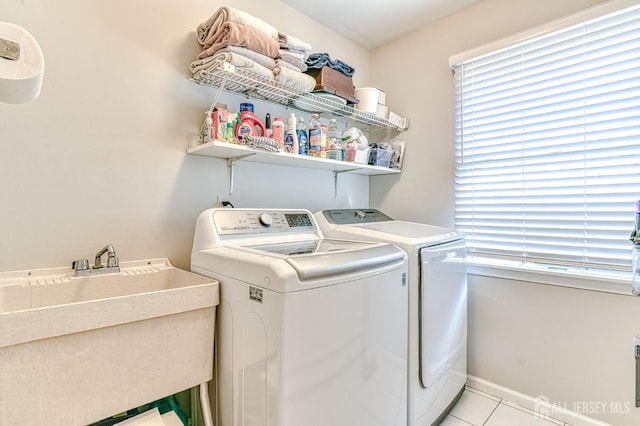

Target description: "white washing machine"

left=314, top=209, right=467, bottom=426
left=191, top=208, right=409, bottom=426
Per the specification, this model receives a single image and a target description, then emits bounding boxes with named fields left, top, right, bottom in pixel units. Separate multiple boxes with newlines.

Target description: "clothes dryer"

left=314, top=209, right=467, bottom=426
left=191, top=208, right=408, bottom=426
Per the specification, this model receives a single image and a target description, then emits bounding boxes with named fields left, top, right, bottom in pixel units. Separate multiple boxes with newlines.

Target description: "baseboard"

left=466, top=375, right=613, bottom=426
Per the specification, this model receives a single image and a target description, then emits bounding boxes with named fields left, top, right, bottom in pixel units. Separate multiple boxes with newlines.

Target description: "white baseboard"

left=466, top=375, right=613, bottom=426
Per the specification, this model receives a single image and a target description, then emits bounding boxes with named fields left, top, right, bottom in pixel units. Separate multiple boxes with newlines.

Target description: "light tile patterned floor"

left=441, top=387, right=573, bottom=426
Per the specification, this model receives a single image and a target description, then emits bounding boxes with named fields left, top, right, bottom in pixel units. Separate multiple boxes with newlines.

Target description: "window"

left=452, top=4, right=640, bottom=276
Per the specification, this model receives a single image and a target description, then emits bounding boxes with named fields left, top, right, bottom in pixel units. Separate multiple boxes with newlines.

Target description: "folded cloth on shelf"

left=277, top=31, right=312, bottom=56
left=273, top=66, right=317, bottom=93
left=277, top=50, right=307, bottom=71
left=219, top=45, right=276, bottom=69
left=305, top=52, right=355, bottom=77
left=190, top=51, right=274, bottom=82
left=199, top=21, right=280, bottom=60
left=275, top=59, right=306, bottom=72
left=197, top=6, right=278, bottom=46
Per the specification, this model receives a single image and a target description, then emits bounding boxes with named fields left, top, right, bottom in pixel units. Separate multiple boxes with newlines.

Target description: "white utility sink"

left=0, top=258, right=219, bottom=426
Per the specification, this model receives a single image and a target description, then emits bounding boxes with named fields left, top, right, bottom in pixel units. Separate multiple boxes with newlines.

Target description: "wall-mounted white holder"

left=0, top=22, right=44, bottom=104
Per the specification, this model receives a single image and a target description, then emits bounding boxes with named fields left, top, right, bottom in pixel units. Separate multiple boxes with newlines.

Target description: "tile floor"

left=441, top=386, right=571, bottom=426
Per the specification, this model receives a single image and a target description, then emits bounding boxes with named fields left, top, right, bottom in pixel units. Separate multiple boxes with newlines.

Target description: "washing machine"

left=314, top=209, right=467, bottom=426
left=191, top=208, right=409, bottom=426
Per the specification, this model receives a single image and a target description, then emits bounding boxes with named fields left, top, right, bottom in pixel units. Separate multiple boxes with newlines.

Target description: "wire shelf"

left=191, top=60, right=408, bottom=131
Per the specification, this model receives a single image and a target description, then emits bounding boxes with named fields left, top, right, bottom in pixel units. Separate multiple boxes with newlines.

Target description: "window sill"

left=466, top=257, right=634, bottom=296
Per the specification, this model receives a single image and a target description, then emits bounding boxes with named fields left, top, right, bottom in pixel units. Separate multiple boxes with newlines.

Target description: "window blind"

left=453, top=5, right=640, bottom=273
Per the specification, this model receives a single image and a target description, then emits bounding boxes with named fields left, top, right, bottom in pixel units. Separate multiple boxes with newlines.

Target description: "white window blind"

left=453, top=5, right=640, bottom=273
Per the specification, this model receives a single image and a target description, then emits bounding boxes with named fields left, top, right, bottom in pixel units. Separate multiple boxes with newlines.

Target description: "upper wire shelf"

left=190, top=60, right=408, bottom=132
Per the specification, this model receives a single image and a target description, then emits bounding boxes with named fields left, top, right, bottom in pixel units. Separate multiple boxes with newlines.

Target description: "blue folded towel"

left=305, top=53, right=355, bottom=77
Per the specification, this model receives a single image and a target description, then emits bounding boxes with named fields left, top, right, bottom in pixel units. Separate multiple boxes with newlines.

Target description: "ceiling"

left=281, top=0, right=482, bottom=50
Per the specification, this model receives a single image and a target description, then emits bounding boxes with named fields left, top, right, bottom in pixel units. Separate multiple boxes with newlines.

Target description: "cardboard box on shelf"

left=305, top=66, right=358, bottom=104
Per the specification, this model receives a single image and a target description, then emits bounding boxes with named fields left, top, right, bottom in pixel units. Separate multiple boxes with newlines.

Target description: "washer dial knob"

left=258, top=213, right=273, bottom=227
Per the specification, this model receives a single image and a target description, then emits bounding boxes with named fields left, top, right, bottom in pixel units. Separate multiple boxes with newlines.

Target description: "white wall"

left=0, top=0, right=371, bottom=272
left=369, top=0, right=640, bottom=424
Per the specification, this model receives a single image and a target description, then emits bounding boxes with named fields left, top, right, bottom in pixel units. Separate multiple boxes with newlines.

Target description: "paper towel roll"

left=0, top=22, right=44, bottom=104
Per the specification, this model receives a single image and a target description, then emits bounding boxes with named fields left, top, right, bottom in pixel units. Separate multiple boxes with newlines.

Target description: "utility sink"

left=0, top=258, right=219, bottom=426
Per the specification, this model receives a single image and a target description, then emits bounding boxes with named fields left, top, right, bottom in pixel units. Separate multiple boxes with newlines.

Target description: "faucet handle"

left=107, top=256, right=119, bottom=268
left=72, top=259, right=89, bottom=272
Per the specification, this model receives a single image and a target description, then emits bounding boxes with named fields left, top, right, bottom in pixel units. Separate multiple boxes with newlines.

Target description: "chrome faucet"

left=72, top=244, right=120, bottom=277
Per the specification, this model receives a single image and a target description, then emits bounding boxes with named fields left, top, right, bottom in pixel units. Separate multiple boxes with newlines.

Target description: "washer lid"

left=243, top=239, right=405, bottom=280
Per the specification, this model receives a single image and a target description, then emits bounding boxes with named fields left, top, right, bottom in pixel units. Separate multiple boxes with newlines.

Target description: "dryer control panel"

left=321, top=209, right=393, bottom=224
left=213, top=209, right=316, bottom=235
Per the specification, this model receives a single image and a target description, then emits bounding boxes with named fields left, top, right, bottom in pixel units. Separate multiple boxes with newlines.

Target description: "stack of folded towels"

left=190, top=6, right=317, bottom=95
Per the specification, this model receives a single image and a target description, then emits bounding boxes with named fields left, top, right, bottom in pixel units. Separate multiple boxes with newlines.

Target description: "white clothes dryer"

left=191, top=208, right=409, bottom=426
left=314, top=209, right=467, bottom=426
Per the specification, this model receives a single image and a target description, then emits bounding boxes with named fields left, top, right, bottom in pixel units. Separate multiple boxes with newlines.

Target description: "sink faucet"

left=72, top=244, right=120, bottom=277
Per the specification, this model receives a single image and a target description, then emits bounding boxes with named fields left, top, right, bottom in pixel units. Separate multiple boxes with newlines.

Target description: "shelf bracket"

left=208, top=72, right=230, bottom=112
left=226, top=154, right=255, bottom=195
left=332, top=169, right=359, bottom=198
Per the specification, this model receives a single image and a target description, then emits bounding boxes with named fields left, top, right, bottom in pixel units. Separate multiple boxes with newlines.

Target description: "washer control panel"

left=213, top=209, right=315, bottom=235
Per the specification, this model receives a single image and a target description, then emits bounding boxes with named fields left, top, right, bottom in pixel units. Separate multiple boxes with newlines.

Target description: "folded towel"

left=197, top=6, right=278, bottom=46
left=305, top=52, right=355, bottom=77
left=198, top=21, right=280, bottom=60
left=275, top=59, right=306, bottom=72
left=277, top=31, right=312, bottom=54
left=277, top=50, right=307, bottom=71
left=273, top=66, right=316, bottom=93
left=220, top=45, right=276, bottom=69
left=190, top=51, right=274, bottom=82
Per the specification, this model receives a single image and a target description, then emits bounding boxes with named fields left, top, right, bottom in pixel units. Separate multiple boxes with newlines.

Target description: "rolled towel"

left=273, top=66, right=317, bottom=93
left=277, top=31, right=312, bottom=54
left=197, top=6, right=278, bottom=46
left=198, top=21, right=280, bottom=60
left=277, top=50, right=307, bottom=71
left=190, top=51, right=275, bottom=83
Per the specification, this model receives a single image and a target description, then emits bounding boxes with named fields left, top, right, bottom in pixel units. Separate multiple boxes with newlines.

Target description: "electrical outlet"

left=216, top=196, right=233, bottom=208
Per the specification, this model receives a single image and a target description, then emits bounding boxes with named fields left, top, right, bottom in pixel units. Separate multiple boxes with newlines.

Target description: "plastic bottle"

left=203, top=111, right=213, bottom=143
left=265, top=113, right=272, bottom=138
left=235, top=103, right=266, bottom=143
left=224, top=122, right=236, bottom=143
left=308, top=113, right=322, bottom=157
left=320, top=124, right=328, bottom=158
left=284, top=112, right=299, bottom=154
left=326, top=119, right=342, bottom=160
left=631, top=200, right=640, bottom=295
left=297, top=116, right=308, bottom=156
left=272, top=117, right=285, bottom=151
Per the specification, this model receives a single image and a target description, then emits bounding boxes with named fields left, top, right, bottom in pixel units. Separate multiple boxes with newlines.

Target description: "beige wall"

left=0, top=0, right=371, bottom=272
left=369, top=0, right=640, bottom=424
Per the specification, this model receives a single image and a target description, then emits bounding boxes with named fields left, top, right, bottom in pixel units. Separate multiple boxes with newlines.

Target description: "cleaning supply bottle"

left=265, top=113, right=272, bottom=138
left=224, top=122, right=236, bottom=143
left=630, top=200, right=640, bottom=295
left=308, top=113, right=322, bottom=157
left=272, top=117, right=285, bottom=151
left=320, top=123, right=328, bottom=158
left=235, top=103, right=266, bottom=143
left=326, top=119, right=342, bottom=160
left=284, top=112, right=299, bottom=154
left=203, top=111, right=213, bottom=143
left=297, top=116, right=308, bottom=156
